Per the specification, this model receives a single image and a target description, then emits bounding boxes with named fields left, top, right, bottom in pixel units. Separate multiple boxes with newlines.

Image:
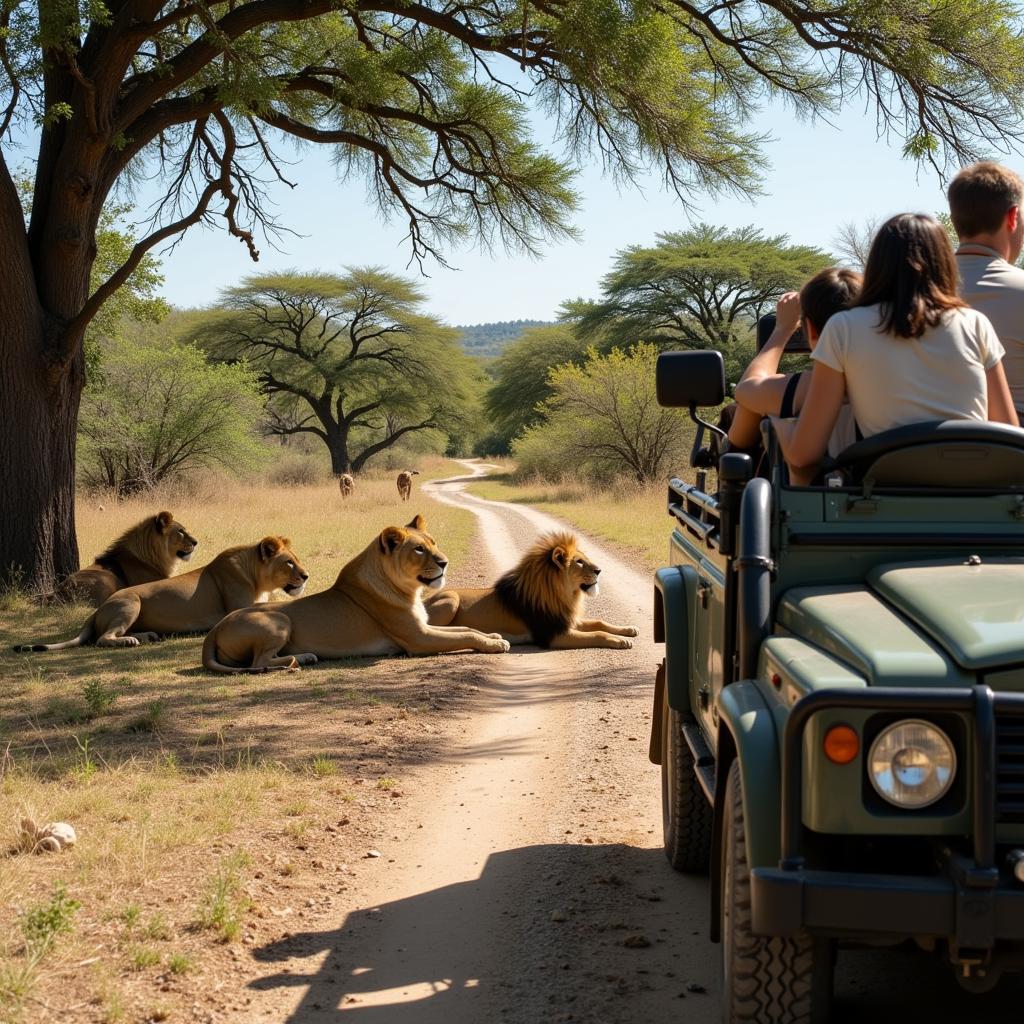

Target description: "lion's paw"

left=484, top=638, right=511, bottom=653
left=623, top=626, right=640, bottom=637
left=137, top=632, right=160, bottom=644
left=610, top=636, right=633, bottom=649
left=296, top=653, right=318, bottom=666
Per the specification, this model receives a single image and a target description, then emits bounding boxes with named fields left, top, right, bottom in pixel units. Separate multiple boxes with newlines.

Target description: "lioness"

left=396, top=469, right=419, bottom=502
left=46, top=511, right=198, bottom=607
left=338, top=473, right=355, bottom=499
left=424, top=532, right=639, bottom=649
left=18, top=537, right=307, bottom=652
left=202, top=515, right=510, bottom=673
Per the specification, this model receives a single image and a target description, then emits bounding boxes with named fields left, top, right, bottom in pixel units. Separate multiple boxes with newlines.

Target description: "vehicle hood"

left=778, top=557, right=1024, bottom=684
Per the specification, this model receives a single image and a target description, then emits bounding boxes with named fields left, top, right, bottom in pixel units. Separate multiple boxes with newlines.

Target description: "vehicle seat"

left=829, top=420, right=1024, bottom=488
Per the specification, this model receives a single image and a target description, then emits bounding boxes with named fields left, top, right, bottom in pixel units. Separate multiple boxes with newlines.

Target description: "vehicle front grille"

left=996, top=714, right=1024, bottom=824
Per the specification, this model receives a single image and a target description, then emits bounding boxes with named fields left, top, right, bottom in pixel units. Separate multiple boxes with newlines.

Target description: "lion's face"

left=378, top=515, right=449, bottom=592
left=155, top=511, right=198, bottom=562
left=256, top=537, right=309, bottom=596
left=553, top=542, right=601, bottom=599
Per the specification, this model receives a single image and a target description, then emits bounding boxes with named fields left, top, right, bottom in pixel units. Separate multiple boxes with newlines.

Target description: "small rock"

left=366, top=849, right=382, bottom=859
left=550, top=909, right=568, bottom=922
left=623, top=934, right=651, bottom=949
left=686, top=982, right=707, bottom=994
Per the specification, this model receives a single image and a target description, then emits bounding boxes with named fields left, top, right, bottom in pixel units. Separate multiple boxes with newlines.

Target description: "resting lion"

left=45, top=511, right=198, bottom=607
left=17, top=537, right=307, bottom=652
left=424, top=532, right=638, bottom=649
left=201, top=514, right=510, bottom=673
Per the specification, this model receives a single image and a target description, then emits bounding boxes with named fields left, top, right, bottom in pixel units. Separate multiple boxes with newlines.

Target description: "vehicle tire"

left=721, top=760, right=833, bottom=1024
left=661, top=675, right=713, bottom=872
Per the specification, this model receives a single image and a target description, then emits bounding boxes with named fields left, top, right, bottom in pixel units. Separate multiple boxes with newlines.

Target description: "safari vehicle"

left=649, top=347, right=1024, bottom=1023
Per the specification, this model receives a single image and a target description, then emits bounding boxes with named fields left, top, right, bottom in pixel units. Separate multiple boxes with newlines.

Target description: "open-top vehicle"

left=650, top=348, right=1024, bottom=1022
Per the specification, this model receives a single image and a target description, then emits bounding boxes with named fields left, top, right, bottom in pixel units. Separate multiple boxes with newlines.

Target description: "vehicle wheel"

left=661, top=675, right=713, bottom=872
left=721, top=760, right=833, bottom=1024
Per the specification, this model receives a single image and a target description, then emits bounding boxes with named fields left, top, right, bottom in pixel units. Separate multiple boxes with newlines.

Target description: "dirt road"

left=249, top=462, right=717, bottom=1022
left=247, top=462, right=1024, bottom=1024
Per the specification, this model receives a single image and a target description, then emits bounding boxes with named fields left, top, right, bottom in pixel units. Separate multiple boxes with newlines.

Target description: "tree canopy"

left=194, top=268, right=481, bottom=474
left=566, top=225, right=833, bottom=377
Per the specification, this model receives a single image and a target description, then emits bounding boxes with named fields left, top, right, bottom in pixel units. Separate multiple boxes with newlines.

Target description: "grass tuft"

left=82, top=678, right=119, bottom=717
left=197, top=851, right=252, bottom=942
left=310, top=756, right=337, bottom=778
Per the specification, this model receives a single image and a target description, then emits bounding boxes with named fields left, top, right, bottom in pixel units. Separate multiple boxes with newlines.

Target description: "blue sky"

left=135, top=96, right=963, bottom=325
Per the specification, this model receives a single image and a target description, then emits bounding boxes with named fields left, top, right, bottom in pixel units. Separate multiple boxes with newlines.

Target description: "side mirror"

left=757, top=313, right=810, bottom=354
left=656, top=351, right=726, bottom=408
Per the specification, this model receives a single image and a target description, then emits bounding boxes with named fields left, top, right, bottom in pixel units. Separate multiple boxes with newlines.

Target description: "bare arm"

left=986, top=362, right=1019, bottom=426
left=773, top=363, right=846, bottom=473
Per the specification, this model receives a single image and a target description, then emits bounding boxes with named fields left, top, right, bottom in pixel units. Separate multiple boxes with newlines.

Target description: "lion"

left=338, top=473, right=355, bottom=499
left=17, top=537, right=308, bottom=652
left=424, top=532, right=639, bottom=649
left=396, top=469, right=420, bottom=502
left=201, top=514, right=510, bottom=673
left=45, top=511, right=198, bottom=607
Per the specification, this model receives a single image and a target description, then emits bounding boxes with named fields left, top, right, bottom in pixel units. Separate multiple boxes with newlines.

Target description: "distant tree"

left=568, top=226, right=833, bottom=379
left=832, top=219, right=879, bottom=271
left=195, top=270, right=480, bottom=474
left=514, top=345, right=692, bottom=483
left=79, top=342, right=262, bottom=495
left=483, top=325, right=589, bottom=453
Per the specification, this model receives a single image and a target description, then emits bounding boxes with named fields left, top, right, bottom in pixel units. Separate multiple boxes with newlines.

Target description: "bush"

left=78, top=340, right=264, bottom=496
left=512, top=344, right=695, bottom=483
left=265, top=454, right=327, bottom=487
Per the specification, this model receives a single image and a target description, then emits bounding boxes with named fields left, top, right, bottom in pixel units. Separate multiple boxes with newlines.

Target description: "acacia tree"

left=566, top=225, right=832, bottom=377
left=196, top=269, right=478, bottom=474
left=4, top=1, right=1024, bottom=587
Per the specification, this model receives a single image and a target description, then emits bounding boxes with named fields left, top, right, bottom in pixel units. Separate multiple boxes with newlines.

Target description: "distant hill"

left=456, top=319, right=555, bottom=358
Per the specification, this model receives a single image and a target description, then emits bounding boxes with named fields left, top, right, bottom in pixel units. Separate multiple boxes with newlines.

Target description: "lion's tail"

left=201, top=628, right=285, bottom=675
left=14, top=615, right=96, bottom=653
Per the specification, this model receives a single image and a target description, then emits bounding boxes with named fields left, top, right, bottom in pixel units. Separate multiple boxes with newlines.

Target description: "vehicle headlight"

left=868, top=719, right=956, bottom=808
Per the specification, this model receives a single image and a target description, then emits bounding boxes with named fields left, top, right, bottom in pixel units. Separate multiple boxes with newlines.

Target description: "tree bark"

left=0, top=312, right=84, bottom=592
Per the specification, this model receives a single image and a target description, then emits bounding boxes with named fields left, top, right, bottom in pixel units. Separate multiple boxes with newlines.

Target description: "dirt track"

left=246, top=462, right=1024, bottom=1024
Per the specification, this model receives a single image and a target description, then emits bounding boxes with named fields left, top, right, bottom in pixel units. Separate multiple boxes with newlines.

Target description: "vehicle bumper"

left=751, top=866, right=1024, bottom=945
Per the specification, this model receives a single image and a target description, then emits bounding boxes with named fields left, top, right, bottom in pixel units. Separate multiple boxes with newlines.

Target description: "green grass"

left=309, top=756, right=337, bottom=778
left=197, top=852, right=252, bottom=943
left=128, top=946, right=161, bottom=971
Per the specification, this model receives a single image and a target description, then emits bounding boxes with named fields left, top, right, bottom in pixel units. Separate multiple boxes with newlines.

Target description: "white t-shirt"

left=811, top=305, right=1005, bottom=438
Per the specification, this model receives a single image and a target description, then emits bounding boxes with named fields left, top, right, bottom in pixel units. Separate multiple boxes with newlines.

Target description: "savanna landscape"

left=5, top=0, right=1024, bottom=1021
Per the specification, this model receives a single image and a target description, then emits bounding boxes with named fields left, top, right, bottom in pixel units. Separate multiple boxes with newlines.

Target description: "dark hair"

left=948, top=161, right=1023, bottom=238
left=855, top=214, right=965, bottom=339
left=799, top=267, right=861, bottom=335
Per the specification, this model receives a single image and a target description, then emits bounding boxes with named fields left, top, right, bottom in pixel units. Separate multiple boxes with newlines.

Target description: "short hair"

left=855, top=213, right=965, bottom=339
left=799, top=267, right=861, bottom=335
left=948, top=161, right=1024, bottom=238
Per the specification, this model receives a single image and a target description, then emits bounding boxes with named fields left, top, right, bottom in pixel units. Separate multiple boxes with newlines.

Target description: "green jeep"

left=649, top=349, right=1024, bottom=1023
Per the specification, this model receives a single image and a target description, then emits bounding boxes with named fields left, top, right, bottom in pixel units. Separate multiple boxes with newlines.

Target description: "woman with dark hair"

left=776, top=213, right=1017, bottom=477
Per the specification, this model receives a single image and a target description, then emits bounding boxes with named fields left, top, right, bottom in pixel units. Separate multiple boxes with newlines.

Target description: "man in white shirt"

left=948, top=162, right=1024, bottom=416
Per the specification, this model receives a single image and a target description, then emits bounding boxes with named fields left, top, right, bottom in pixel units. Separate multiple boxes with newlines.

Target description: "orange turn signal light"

left=823, top=725, right=859, bottom=765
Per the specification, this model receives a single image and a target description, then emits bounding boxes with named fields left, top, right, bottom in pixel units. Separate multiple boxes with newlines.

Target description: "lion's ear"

left=406, top=514, right=426, bottom=531
left=379, top=526, right=405, bottom=554
left=258, top=536, right=284, bottom=561
left=156, top=511, right=174, bottom=533
left=551, top=546, right=568, bottom=569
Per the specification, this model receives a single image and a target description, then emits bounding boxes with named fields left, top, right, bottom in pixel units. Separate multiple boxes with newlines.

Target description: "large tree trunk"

left=0, top=310, right=84, bottom=592
left=0, top=153, right=90, bottom=592
left=327, top=438, right=352, bottom=476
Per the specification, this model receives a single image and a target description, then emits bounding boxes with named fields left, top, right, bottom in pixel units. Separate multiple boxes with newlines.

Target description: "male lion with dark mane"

left=45, top=511, right=197, bottom=607
left=424, top=532, right=638, bottom=649
left=17, top=537, right=307, bottom=652
left=201, top=514, right=510, bottom=673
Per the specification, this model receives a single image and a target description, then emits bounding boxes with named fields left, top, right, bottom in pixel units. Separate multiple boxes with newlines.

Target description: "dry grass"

left=465, top=470, right=679, bottom=573
left=0, top=454, right=482, bottom=1022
